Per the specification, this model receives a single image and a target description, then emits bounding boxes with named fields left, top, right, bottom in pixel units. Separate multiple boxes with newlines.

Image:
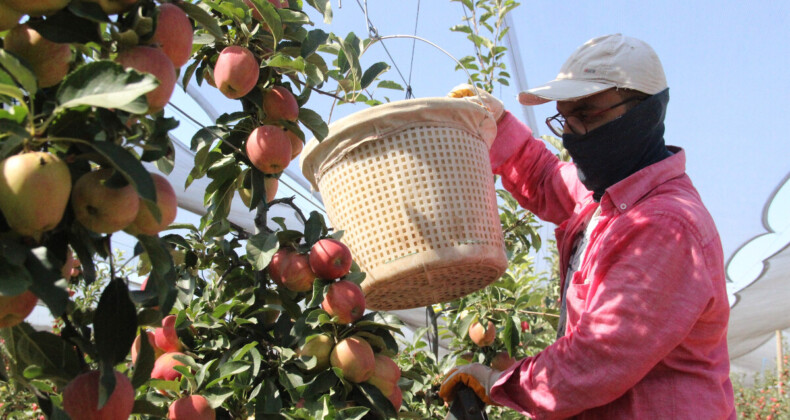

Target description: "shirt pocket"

left=565, top=271, right=591, bottom=325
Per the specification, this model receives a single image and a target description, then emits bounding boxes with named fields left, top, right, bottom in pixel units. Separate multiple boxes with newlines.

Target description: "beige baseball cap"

left=518, top=33, right=668, bottom=106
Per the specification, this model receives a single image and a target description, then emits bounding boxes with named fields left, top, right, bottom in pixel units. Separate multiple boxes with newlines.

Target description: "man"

left=440, top=34, right=735, bottom=419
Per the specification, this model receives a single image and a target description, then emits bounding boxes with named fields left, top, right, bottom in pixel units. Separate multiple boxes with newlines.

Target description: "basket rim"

left=298, top=97, right=496, bottom=191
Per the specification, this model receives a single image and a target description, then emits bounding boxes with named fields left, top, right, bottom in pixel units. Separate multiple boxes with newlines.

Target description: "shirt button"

left=619, top=203, right=627, bottom=210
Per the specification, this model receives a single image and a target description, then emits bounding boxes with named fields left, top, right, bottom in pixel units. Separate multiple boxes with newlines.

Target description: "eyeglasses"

left=545, top=96, right=644, bottom=136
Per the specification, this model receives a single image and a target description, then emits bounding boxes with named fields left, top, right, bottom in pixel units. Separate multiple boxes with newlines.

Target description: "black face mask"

left=562, top=88, right=672, bottom=202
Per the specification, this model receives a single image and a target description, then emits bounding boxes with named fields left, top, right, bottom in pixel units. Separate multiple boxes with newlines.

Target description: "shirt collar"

left=601, top=146, right=686, bottom=214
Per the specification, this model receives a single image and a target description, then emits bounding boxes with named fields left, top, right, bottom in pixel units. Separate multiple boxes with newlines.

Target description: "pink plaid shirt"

left=488, top=113, right=735, bottom=419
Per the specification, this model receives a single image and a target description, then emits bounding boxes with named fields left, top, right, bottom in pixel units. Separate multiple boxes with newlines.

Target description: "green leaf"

left=27, top=8, right=102, bottom=44
left=0, top=120, right=31, bottom=159
left=337, top=406, right=370, bottom=420
left=12, top=325, right=81, bottom=387
left=267, top=54, right=306, bottom=72
left=67, top=0, right=111, bottom=23
left=0, top=255, right=33, bottom=296
left=377, top=80, right=403, bottom=91
left=0, top=49, right=38, bottom=96
left=132, top=399, right=168, bottom=417
left=503, top=315, right=518, bottom=356
left=449, top=24, right=473, bottom=34
left=203, top=386, right=235, bottom=407
left=25, top=247, right=69, bottom=318
left=249, top=0, right=283, bottom=45
left=298, top=107, right=328, bottom=141
left=95, top=278, right=138, bottom=367
left=304, top=0, right=332, bottom=23
left=360, top=62, right=389, bottom=91
left=278, top=8, right=310, bottom=24
left=55, top=61, right=158, bottom=114
left=301, top=29, right=329, bottom=58
left=246, top=232, right=279, bottom=271
left=179, top=2, right=224, bottom=41
left=131, top=328, right=156, bottom=388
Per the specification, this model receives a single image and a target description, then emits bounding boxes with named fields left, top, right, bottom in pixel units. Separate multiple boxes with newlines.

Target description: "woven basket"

left=300, top=97, right=507, bottom=310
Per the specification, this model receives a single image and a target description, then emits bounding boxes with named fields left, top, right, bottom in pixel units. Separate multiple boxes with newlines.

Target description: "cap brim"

left=518, top=79, right=615, bottom=106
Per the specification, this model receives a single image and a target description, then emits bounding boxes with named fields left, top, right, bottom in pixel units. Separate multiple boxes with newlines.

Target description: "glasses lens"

left=548, top=118, right=564, bottom=136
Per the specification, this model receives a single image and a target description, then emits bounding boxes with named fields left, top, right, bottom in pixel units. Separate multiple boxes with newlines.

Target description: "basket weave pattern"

left=317, top=125, right=506, bottom=310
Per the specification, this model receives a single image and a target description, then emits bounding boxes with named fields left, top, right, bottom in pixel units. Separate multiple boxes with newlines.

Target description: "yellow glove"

left=438, top=363, right=502, bottom=406
left=447, top=83, right=505, bottom=122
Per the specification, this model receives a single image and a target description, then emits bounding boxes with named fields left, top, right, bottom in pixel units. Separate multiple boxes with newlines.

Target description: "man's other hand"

left=448, top=83, right=505, bottom=122
left=438, top=363, right=502, bottom=406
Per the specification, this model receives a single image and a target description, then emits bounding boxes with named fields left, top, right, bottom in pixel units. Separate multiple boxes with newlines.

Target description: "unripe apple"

left=0, top=151, right=71, bottom=238
left=2, top=0, right=69, bottom=16
left=468, top=320, right=496, bottom=347
left=154, top=314, right=182, bottom=353
left=0, top=291, right=38, bottom=328
left=297, top=334, right=333, bottom=372
left=309, top=238, right=352, bottom=279
left=83, top=0, right=138, bottom=15
left=281, top=253, right=316, bottom=292
left=285, top=130, right=303, bottom=160
left=267, top=248, right=294, bottom=287
left=490, top=351, right=517, bottom=371
left=4, top=24, right=71, bottom=88
left=131, top=330, right=164, bottom=364
left=245, top=125, right=291, bottom=174
left=321, top=280, right=365, bottom=324
left=71, top=169, right=140, bottom=234
left=239, top=176, right=278, bottom=208
left=263, top=86, right=299, bottom=122
left=62, top=370, right=134, bottom=420
left=260, top=293, right=281, bottom=326
left=330, top=336, right=375, bottom=383
left=150, top=3, right=193, bottom=68
left=116, top=46, right=177, bottom=114
left=168, top=394, right=215, bottom=420
left=0, top=3, right=23, bottom=31
left=125, top=173, right=178, bottom=236
left=366, top=354, right=401, bottom=397
left=151, top=351, right=187, bottom=381
left=214, top=46, right=259, bottom=99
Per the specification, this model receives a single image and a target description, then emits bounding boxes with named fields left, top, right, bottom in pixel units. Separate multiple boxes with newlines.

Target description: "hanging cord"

left=355, top=0, right=413, bottom=97
left=405, top=0, right=421, bottom=99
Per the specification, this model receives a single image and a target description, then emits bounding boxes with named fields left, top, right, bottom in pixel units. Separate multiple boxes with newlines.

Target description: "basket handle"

left=362, top=34, right=486, bottom=101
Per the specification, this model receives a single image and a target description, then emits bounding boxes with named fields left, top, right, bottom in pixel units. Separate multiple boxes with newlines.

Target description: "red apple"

left=490, top=351, right=517, bottom=371
left=297, top=334, right=333, bottom=372
left=62, top=370, right=134, bottom=420
left=3, top=0, right=69, bottom=16
left=309, top=238, right=352, bottom=279
left=71, top=169, right=140, bottom=234
left=168, top=395, right=215, bottom=420
left=263, top=85, right=299, bottom=122
left=330, top=336, right=375, bottom=383
left=151, top=351, right=187, bottom=381
left=149, top=4, right=193, bottom=68
left=321, top=280, right=365, bottom=324
left=366, top=354, right=401, bottom=397
left=245, top=125, right=291, bottom=174
left=521, top=320, right=529, bottom=333
left=214, top=46, right=259, bottom=99
left=125, top=172, right=178, bottom=236
left=267, top=248, right=294, bottom=287
left=131, top=330, right=164, bottom=364
left=281, top=253, right=316, bottom=293
left=0, top=291, right=38, bottom=328
left=387, top=386, right=403, bottom=411
left=0, top=151, right=71, bottom=238
left=154, top=314, right=182, bottom=352
left=468, top=320, right=496, bottom=347
left=285, top=130, right=303, bottom=160
left=116, top=46, right=177, bottom=114
left=3, top=24, right=71, bottom=88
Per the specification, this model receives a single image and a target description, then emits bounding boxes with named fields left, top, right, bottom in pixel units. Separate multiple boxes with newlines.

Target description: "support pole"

left=778, top=330, right=784, bottom=394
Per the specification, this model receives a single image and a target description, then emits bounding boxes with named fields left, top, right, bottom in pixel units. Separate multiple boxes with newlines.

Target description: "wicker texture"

left=301, top=98, right=507, bottom=310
